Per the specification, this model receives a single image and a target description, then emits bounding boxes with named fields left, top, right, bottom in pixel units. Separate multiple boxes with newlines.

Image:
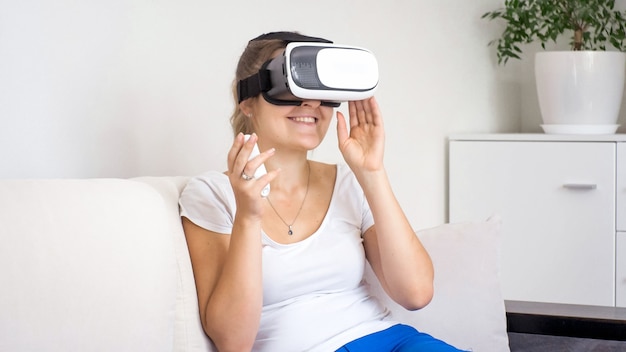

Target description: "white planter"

left=535, top=51, right=626, bottom=134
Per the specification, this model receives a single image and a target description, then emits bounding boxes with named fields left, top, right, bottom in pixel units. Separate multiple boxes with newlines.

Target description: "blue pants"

left=335, top=324, right=468, bottom=352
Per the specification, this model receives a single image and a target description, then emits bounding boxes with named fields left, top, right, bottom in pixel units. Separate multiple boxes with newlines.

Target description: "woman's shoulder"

left=180, top=170, right=232, bottom=205
left=179, top=170, right=235, bottom=232
left=185, top=170, right=229, bottom=190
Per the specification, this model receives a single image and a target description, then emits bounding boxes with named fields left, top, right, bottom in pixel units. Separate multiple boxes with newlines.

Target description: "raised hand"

left=226, top=133, right=277, bottom=219
left=336, top=97, right=385, bottom=173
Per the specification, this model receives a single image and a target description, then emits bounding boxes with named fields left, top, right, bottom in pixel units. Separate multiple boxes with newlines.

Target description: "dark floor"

left=508, top=333, right=626, bottom=352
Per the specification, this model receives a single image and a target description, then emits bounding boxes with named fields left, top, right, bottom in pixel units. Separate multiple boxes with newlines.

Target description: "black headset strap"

left=237, top=62, right=271, bottom=104
left=237, top=32, right=334, bottom=104
left=249, top=31, right=332, bottom=44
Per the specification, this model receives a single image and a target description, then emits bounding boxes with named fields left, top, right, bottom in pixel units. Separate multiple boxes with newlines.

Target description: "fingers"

left=357, top=99, right=371, bottom=125
left=227, top=133, right=255, bottom=177
left=243, top=146, right=275, bottom=180
left=237, top=134, right=275, bottom=178
left=348, top=99, right=359, bottom=129
left=367, top=96, right=383, bottom=127
left=336, top=111, right=349, bottom=145
left=348, top=97, right=380, bottom=127
left=227, top=133, right=277, bottom=197
left=226, top=133, right=245, bottom=169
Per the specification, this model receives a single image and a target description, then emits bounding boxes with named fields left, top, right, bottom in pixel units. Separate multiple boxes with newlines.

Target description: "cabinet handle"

left=563, top=183, right=597, bottom=190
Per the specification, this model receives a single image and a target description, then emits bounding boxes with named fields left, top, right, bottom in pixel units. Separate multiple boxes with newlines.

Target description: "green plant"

left=483, top=0, right=626, bottom=64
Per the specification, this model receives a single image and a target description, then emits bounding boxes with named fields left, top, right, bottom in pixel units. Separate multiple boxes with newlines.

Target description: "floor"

left=508, top=333, right=626, bottom=352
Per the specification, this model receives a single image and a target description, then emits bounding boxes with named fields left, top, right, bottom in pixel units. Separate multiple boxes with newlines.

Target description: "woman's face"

left=244, top=48, right=335, bottom=152
left=248, top=96, right=335, bottom=152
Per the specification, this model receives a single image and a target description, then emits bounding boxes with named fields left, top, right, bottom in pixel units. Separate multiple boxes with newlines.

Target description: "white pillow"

left=366, top=216, right=509, bottom=352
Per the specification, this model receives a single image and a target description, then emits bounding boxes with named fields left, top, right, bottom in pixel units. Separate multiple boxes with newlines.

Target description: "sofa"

left=0, top=177, right=510, bottom=352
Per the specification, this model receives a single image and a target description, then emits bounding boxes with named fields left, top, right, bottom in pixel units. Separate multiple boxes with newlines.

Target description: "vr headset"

left=237, top=42, right=379, bottom=107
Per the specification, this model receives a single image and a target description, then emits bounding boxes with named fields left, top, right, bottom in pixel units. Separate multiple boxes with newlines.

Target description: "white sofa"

left=0, top=177, right=510, bottom=352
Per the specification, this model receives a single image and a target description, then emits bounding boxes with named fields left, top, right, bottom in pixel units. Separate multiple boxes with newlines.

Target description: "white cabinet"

left=449, top=134, right=626, bottom=307
left=618, top=143, right=626, bottom=232
left=618, top=143, right=626, bottom=307
left=618, top=233, right=626, bottom=307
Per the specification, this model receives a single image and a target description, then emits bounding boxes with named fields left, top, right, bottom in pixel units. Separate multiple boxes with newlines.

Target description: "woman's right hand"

left=187, top=135, right=273, bottom=350
left=226, top=133, right=277, bottom=220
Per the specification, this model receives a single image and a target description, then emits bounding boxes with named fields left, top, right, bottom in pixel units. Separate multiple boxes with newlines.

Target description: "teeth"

left=291, top=116, right=316, bottom=123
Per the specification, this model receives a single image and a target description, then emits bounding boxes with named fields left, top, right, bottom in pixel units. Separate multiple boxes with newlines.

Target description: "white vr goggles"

left=238, top=42, right=379, bottom=107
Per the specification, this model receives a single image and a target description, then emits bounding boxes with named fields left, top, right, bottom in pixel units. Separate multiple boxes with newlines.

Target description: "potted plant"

left=483, top=0, right=626, bottom=134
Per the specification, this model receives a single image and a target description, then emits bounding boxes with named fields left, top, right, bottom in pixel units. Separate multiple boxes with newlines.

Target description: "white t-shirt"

left=179, top=163, right=395, bottom=351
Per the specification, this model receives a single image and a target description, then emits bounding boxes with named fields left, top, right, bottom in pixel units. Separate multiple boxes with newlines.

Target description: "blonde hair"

left=229, top=39, right=287, bottom=136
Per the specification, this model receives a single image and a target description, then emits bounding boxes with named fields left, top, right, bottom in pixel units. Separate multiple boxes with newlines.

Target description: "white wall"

left=0, top=0, right=518, bottom=229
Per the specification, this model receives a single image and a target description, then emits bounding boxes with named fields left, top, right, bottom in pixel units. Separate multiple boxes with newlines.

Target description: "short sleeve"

left=361, top=195, right=374, bottom=235
left=179, top=171, right=235, bottom=235
left=336, top=164, right=374, bottom=236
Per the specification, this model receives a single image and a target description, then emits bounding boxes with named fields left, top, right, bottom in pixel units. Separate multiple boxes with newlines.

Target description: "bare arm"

left=183, top=133, right=278, bottom=351
left=337, top=97, right=434, bottom=310
left=359, top=171, right=434, bottom=310
left=183, top=218, right=262, bottom=351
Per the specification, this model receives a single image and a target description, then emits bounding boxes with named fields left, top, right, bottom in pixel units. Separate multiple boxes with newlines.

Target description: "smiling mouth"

left=289, top=116, right=317, bottom=123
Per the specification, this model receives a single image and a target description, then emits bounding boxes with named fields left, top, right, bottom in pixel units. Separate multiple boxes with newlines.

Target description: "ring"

left=241, top=172, right=254, bottom=181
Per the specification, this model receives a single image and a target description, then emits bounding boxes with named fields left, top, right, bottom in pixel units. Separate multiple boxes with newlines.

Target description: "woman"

left=179, top=31, right=465, bottom=352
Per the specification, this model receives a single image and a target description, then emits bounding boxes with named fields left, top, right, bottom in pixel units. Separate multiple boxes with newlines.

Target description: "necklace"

left=266, top=161, right=311, bottom=236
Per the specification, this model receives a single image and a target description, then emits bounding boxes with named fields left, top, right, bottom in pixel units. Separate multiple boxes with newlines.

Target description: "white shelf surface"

left=449, top=133, right=626, bottom=142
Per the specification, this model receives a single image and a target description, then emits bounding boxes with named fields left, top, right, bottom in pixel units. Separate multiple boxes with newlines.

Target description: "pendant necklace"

left=266, top=161, right=311, bottom=236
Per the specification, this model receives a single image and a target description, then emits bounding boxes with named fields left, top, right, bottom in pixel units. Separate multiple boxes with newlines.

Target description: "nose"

left=301, top=100, right=322, bottom=108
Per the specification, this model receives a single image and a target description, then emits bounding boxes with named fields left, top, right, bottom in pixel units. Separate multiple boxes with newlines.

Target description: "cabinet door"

left=618, top=232, right=626, bottom=308
left=618, top=143, right=625, bottom=232
left=450, top=141, right=616, bottom=306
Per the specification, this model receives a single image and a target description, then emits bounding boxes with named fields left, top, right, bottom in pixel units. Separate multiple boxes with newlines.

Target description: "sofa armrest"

left=0, top=179, right=178, bottom=352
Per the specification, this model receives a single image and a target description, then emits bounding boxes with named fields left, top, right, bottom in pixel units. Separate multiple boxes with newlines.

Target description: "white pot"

left=535, top=51, right=626, bottom=134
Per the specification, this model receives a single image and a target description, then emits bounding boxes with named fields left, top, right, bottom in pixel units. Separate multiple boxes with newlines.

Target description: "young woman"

left=179, top=31, right=465, bottom=352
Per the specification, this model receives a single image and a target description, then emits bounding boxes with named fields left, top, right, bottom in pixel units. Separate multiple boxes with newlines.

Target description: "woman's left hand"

left=336, top=97, right=385, bottom=172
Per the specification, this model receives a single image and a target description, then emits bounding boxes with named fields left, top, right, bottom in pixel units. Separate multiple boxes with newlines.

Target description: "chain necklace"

left=266, top=161, right=311, bottom=236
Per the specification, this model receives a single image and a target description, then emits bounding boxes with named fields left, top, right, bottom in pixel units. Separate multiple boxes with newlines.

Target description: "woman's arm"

left=359, top=173, right=434, bottom=310
left=183, top=217, right=263, bottom=352
left=183, top=133, right=278, bottom=351
left=337, top=97, right=434, bottom=310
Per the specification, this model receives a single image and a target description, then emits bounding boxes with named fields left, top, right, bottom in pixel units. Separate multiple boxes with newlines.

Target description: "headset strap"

left=237, top=66, right=271, bottom=104
left=249, top=31, right=332, bottom=44
left=237, top=32, right=333, bottom=103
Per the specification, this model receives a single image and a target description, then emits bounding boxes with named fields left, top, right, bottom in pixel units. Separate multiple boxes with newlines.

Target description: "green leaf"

left=482, top=0, right=626, bottom=65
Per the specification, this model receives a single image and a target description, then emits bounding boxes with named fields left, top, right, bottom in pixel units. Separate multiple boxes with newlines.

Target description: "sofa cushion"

left=134, top=177, right=215, bottom=352
left=366, top=216, right=509, bottom=352
left=0, top=179, right=178, bottom=352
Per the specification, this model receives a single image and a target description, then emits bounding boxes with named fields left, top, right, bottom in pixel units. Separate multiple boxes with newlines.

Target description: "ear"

left=239, top=100, right=253, bottom=117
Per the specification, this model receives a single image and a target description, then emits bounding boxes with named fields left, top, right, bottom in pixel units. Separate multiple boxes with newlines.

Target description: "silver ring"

left=241, top=172, right=254, bottom=181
